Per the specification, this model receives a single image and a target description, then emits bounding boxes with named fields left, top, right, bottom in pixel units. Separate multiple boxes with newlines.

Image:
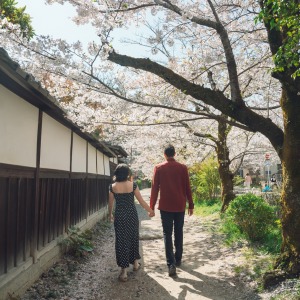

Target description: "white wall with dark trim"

left=0, top=85, right=38, bottom=167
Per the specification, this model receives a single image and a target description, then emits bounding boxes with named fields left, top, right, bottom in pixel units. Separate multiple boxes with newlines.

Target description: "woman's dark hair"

left=114, top=164, right=130, bottom=182
left=164, top=144, right=175, bottom=157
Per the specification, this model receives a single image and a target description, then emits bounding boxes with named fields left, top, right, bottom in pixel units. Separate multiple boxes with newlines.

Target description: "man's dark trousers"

left=160, top=210, right=185, bottom=266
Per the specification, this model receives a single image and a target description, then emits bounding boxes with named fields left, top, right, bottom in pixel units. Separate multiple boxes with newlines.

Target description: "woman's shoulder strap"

left=133, top=182, right=137, bottom=191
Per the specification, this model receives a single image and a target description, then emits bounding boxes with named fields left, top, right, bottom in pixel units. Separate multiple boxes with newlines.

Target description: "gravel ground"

left=21, top=189, right=299, bottom=300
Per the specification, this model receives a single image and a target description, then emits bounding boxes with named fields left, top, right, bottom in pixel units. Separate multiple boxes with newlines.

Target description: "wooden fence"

left=0, top=163, right=112, bottom=277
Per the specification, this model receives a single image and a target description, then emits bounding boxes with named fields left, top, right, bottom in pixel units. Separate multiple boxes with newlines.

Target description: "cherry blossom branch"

left=249, top=105, right=281, bottom=110
left=181, top=120, right=218, bottom=143
left=107, top=50, right=284, bottom=150
left=222, top=53, right=272, bottom=93
left=82, top=69, right=252, bottom=132
left=100, top=117, right=210, bottom=126
left=98, top=4, right=157, bottom=13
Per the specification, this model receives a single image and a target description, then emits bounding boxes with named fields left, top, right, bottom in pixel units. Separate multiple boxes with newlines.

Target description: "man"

left=150, top=144, right=194, bottom=277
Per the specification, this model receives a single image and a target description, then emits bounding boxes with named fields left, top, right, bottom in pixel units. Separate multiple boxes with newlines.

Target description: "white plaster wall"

left=97, top=151, right=105, bottom=175
left=104, top=156, right=110, bottom=176
left=87, top=144, right=97, bottom=174
left=40, top=113, right=71, bottom=171
left=109, top=157, right=118, bottom=164
left=0, top=85, right=38, bottom=167
left=72, top=134, right=87, bottom=172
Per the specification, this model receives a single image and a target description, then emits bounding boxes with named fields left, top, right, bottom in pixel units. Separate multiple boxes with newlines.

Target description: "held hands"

left=148, top=209, right=155, bottom=217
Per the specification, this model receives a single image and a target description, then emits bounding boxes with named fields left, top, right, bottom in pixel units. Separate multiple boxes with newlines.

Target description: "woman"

left=244, top=173, right=252, bottom=189
left=108, top=164, right=154, bottom=282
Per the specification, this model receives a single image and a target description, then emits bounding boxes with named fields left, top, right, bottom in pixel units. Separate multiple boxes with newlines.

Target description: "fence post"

left=31, top=110, right=42, bottom=263
left=66, top=131, right=73, bottom=232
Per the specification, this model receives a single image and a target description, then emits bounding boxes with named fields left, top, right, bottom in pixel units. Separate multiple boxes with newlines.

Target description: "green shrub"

left=190, top=157, right=221, bottom=201
left=224, top=194, right=277, bottom=242
left=220, top=214, right=246, bottom=245
left=233, top=175, right=244, bottom=186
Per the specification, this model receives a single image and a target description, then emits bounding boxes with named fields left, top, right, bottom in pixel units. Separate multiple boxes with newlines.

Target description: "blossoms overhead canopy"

left=0, top=0, right=282, bottom=175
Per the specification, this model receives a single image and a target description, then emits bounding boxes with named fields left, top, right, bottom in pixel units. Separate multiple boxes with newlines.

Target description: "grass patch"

left=258, top=226, right=282, bottom=254
left=193, top=199, right=222, bottom=217
left=219, top=214, right=246, bottom=246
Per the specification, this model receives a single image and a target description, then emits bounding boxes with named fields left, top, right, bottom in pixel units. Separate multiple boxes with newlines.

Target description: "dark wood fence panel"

left=70, top=178, right=86, bottom=226
left=0, top=178, right=8, bottom=276
left=0, top=163, right=111, bottom=276
left=0, top=177, right=34, bottom=276
left=99, top=177, right=111, bottom=209
left=87, top=178, right=98, bottom=215
left=37, top=178, right=69, bottom=250
left=87, top=177, right=111, bottom=216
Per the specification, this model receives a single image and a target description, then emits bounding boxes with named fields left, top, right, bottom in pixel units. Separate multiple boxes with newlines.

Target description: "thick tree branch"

left=154, top=0, right=218, bottom=29
left=108, top=50, right=284, bottom=156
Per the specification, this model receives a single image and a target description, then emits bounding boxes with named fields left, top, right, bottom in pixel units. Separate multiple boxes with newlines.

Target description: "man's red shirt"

left=150, top=157, right=194, bottom=212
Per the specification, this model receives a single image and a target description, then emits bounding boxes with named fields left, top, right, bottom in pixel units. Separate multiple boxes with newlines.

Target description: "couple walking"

left=108, top=144, right=194, bottom=282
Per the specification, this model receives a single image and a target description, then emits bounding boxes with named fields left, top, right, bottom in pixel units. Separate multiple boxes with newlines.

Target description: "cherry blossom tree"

left=50, top=0, right=299, bottom=280
left=1, top=0, right=299, bottom=280
left=100, top=1, right=297, bottom=280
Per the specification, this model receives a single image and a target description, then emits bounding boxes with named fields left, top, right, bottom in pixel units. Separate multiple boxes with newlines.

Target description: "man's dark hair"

left=164, top=144, right=175, bottom=157
left=114, top=163, right=130, bottom=182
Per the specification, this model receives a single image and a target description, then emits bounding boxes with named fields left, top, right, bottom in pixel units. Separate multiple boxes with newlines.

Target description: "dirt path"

left=22, top=189, right=263, bottom=300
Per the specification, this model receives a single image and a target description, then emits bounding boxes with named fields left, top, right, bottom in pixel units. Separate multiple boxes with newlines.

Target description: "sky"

left=16, top=0, right=152, bottom=58
left=17, top=0, right=92, bottom=42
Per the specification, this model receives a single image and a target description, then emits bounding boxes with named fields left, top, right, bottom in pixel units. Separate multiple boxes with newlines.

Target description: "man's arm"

left=149, top=166, right=159, bottom=210
left=185, top=166, right=194, bottom=210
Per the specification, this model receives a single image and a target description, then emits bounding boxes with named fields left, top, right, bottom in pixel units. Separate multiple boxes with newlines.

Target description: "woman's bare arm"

left=108, top=191, right=115, bottom=221
left=134, top=186, right=155, bottom=217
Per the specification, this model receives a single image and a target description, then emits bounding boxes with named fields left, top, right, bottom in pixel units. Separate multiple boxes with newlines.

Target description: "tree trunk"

left=257, top=0, right=300, bottom=280
left=218, top=158, right=235, bottom=213
left=274, top=88, right=300, bottom=274
left=216, top=117, right=235, bottom=212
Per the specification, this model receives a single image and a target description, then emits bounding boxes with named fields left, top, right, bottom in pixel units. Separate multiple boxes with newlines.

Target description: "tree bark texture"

left=275, top=87, right=300, bottom=274
left=216, top=118, right=235, bottom=212
left=258, top=0, right=300, bottom=275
